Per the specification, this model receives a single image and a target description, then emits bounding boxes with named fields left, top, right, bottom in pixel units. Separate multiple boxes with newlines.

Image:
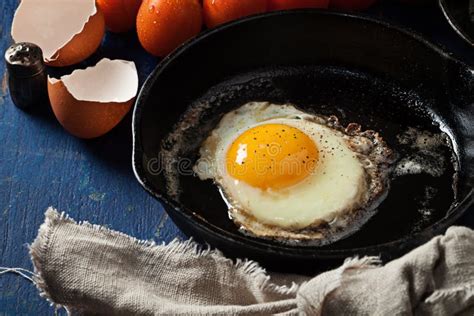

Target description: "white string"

left=0, top=267, right=69, bottom=315
left=0, top=266, right=37, bottom=283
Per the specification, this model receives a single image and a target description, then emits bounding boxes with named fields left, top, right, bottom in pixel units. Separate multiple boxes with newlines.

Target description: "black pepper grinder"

left=4, top=42, right=48, bottom=110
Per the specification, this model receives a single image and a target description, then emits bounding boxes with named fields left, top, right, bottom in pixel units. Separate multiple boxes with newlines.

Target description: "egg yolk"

left=226, top=124, right=319, bottom=190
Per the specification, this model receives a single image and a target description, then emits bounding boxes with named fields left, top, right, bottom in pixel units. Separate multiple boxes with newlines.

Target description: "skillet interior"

left=133, top=11, right=474, bottom=270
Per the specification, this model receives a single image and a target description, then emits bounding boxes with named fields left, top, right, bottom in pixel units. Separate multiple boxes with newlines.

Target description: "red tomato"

left=268, top=0, right=329, bottom=10
left=96, top=0, right=143, bottom=33
left=203, top=0, right=267, bottom=28
left=330, top=0, right=376, bottom=10
left=136, top=0, right=202, bottom=57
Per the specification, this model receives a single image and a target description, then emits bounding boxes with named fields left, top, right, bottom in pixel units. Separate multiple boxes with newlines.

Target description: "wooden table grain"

left=1, top=0, right=473, bottom=314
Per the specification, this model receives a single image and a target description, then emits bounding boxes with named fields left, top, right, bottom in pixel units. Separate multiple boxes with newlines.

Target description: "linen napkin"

left=30, top=207, right=474, bottom=315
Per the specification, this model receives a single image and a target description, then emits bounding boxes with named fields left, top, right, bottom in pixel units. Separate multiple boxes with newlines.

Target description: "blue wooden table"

left=1, top=1, right=474, bottom=314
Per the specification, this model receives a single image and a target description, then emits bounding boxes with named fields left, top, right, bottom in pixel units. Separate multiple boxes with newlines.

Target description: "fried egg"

left=194, top=102, right=394, bottom=244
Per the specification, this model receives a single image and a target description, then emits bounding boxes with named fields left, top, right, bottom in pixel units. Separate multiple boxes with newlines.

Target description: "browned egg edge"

left=226, top=113, right=397, bottom=246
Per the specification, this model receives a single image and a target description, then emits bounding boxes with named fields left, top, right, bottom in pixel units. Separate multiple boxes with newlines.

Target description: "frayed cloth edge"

left=29, top=207, right=302, bottom=308
left=29, top=207, right=66, bottom=309
left=425, top=284, right=474, bottom=304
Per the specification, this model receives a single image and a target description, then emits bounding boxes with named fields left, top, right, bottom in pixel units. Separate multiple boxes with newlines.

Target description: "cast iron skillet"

left=132, top=10, right=474, bottom=272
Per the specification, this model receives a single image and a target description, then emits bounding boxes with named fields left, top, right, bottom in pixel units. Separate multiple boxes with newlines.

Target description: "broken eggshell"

left=11, top=0, right=105, bottom=67
left=48, top=58, right=139, bottom=139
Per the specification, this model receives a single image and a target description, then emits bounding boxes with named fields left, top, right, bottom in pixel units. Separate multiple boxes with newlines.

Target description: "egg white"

left=194, top=102, right=367, bottom=230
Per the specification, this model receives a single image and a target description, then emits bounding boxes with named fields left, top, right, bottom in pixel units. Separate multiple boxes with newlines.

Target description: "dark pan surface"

left=133, top=11, right=474, bottom=271
left=166, top=65, right=458, bottom=249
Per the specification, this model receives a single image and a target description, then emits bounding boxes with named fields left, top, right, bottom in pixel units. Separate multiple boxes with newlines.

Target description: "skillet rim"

left=439, top=0, right=474, bottom=47
left=132, top=9, right=474, bottom=258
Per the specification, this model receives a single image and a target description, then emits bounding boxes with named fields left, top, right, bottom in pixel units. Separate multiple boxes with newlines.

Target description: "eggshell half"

left=11, top=0, right=105, bottom=67
left=48, top=59, right=139, bottom=139
left=48, top=11, right=105, bottom=67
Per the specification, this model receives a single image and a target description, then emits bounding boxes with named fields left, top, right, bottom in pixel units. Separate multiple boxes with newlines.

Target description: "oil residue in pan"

left=391, top=126, right=457, bottom=233
left=161, top=65, right=459, bottom=249
left=394, top=128, right=450, bottom=178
